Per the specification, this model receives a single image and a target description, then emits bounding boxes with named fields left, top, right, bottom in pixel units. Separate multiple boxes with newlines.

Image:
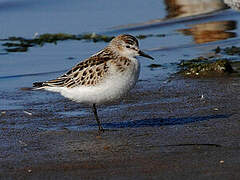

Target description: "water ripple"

left=0, top=70, right=66, bottom=79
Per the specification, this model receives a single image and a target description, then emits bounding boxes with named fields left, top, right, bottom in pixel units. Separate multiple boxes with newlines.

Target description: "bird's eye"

left=126, top=45, right=130, bottom=48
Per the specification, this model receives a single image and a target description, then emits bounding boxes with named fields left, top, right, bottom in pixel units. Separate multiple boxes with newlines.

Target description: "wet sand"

left=1, top=75, right=240, bottom=180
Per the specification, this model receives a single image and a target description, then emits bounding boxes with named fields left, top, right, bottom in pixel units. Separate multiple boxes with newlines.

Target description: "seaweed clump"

left=147, top=64, right=162, bottom=68
left=0, top=33, right=165, bottom=53
left=224, top=46, right=240, bottom=56
left=0, top=33, right=114, bottom=52
left=179, top=57, right=234, bottom=77
left=136, top=34, right=165, bottom=39
left=214, top=46, right=240, bottom=56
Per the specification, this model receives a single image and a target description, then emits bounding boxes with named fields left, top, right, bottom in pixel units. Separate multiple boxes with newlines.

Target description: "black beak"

left=138, top=50, right=154, bottom=60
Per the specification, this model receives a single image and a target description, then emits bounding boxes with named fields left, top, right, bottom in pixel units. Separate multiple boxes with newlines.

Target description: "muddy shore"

left=0, top=75, right=240, bottom=180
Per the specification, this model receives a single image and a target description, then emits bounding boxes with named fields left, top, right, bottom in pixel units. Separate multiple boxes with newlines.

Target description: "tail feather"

left=33, top=78, right=66, bottom=89
left=33, top=82, right=44, bottom=88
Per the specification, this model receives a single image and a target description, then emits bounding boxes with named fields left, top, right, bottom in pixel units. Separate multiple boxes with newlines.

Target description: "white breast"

left=58, top=58, right=140, bottom=105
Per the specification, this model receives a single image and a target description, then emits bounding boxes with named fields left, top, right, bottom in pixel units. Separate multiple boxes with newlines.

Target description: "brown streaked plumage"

left=35, top=48, right=133, bottom=88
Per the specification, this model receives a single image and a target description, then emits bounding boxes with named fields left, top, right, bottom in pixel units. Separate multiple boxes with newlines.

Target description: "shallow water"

left=1, top=0, right=240, bottom=127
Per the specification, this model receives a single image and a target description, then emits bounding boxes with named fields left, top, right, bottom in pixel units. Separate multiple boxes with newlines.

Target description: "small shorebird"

left=33, top=34, right=154, bottom=132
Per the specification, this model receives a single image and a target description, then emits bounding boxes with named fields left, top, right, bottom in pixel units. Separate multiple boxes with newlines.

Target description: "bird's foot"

left=98, top=126, right=105, bottom=134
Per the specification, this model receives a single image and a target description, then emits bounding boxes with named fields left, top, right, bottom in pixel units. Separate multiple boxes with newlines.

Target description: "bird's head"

left=109, top=34, right=154, bottom=60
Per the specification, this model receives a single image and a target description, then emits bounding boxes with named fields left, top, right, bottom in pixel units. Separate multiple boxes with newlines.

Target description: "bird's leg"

left=92, top=104, right=104, bottom=133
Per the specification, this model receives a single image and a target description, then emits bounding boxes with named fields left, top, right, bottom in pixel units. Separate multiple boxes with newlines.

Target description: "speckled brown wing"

left=38, top=49, right=116, bottom=88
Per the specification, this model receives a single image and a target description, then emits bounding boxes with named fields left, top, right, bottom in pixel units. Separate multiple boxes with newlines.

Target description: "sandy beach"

left=1, top=74, right=240, bottom=179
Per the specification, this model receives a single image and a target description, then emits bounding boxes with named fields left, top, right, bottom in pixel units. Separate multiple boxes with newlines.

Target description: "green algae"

left=6, top=46, right=29, bottom=52
left=148, top=64, right=163, bottom=68
left=224, top=46, right=240, bottom=56
left=178, top=46, right=240, bottom=78
left=214, top=46, right=240, bottom=56
left=0, top=33, right=164, bottom=53
left=179, top=57, right=234, bottom=77
left=136, top=34, right=165, bottom=39
left=214, top=46, right=221, bottom=54
left=0, top=33, right=115, bottom=52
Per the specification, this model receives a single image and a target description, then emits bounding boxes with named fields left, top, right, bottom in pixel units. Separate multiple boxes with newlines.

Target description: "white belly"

left=58, top=59, right=140, bottom=104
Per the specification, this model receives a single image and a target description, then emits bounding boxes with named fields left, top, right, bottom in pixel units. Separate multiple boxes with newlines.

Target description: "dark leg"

left=92, top=104, right=104, bottom=133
